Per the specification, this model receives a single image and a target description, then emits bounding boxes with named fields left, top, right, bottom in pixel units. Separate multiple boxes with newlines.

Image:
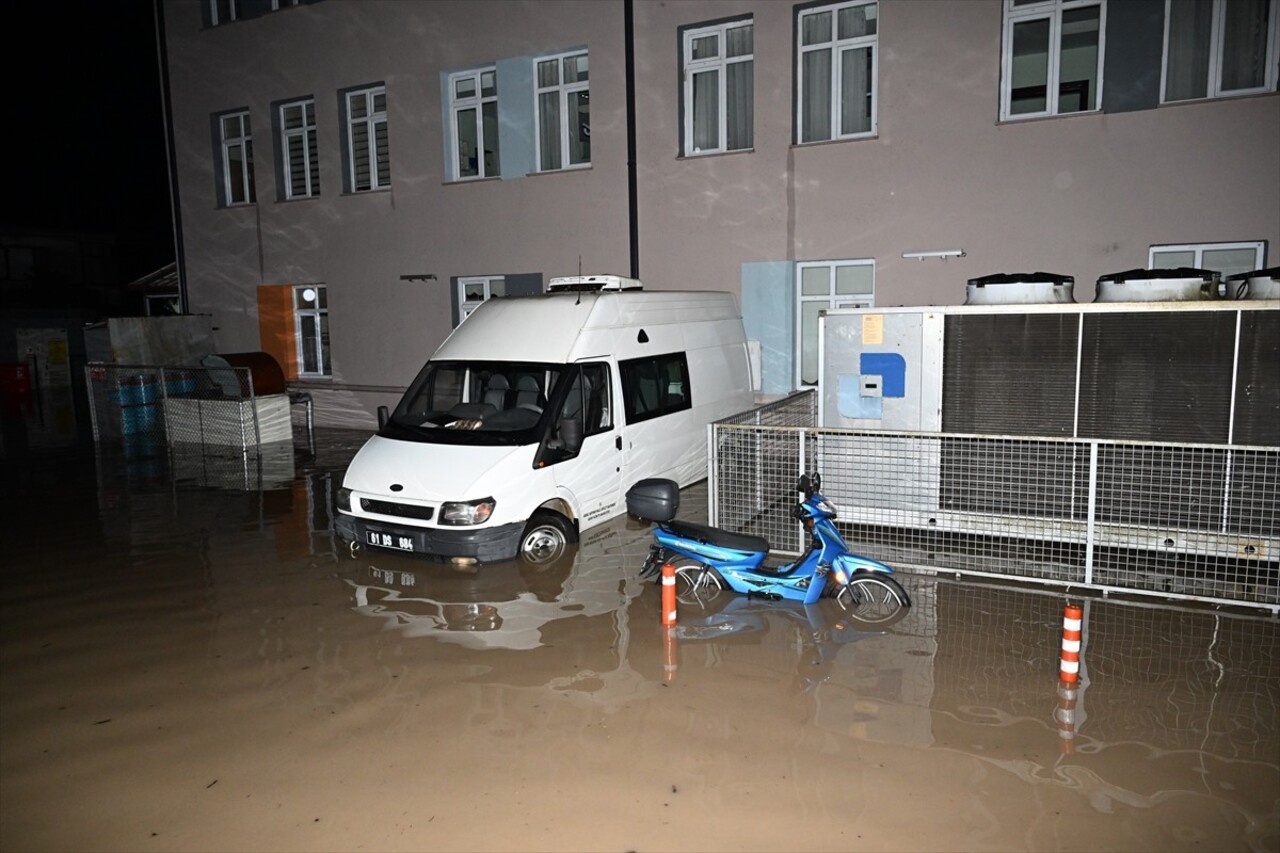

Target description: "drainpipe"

left=153, top=0, right=188, bottom=314
left=624, top=0, right=639, bottom=279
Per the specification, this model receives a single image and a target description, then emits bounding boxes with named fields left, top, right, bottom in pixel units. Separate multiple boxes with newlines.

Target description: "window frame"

left=449, top=67, right=501, bottom=181
left=681, top=17, right=755, bottom=156
left=280, top=98, right=319, bottom=200
left=456, top=275, right=507, bottom=325
left=294, top=284, right=331, bottom=378
left=1148, top=240, right=1267, bottom=277
left=534, top=50, right=591, bottom=173
left=209, top=0, right=240, bottom=26
left=345, top=86, right=390, bottom=193
left=1160, top=0, right=1280, bottom=103
left=796, top=0, right=880, bottom=144
left=1000, top=0, right=1107, bottom=121
left=218, top=109, right=255, bottom=206
left=795, top=259, right=875, bottom=388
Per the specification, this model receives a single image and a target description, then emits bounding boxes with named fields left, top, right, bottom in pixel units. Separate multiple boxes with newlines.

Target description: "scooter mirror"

left=796, top=474, right=811, bottom=495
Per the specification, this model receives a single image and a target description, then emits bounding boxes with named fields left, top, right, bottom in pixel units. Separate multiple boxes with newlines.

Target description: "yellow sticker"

left=862, top=314, right=884, bottom=345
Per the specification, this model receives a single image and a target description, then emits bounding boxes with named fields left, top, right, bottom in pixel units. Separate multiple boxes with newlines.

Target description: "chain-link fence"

left=85, top=362, right=296, bottom=452
left=710, top=391, right=1279, bottom=611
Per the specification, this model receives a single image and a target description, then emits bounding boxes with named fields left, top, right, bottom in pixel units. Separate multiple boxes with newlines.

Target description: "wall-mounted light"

left=901, top=249, right=966, bottom=260
left=399, top=273, right=438, bottom=282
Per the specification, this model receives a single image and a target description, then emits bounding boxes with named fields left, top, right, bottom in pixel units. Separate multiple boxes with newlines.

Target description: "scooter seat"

left=664, top=520, right=770, bottom=554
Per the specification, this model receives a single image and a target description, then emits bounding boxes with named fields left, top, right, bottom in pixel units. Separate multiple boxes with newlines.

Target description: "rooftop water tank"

left=1225, top=266, right=1280, bottom=300
left=1094, top=267, right=1219, bottom=302
left=965, top=272, right=1075, bottom=305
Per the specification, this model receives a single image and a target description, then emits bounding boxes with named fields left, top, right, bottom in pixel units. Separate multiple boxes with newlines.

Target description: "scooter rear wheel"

left=671, top=562, right=726, bottom=607
left=835, top=573, right=910, bottom=624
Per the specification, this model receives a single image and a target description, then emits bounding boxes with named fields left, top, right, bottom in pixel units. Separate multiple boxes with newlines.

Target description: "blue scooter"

left=626, top=473, right=911, bottom=617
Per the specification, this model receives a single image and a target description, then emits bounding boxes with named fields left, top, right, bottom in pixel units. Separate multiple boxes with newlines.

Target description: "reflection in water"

left=4, top=428, right=1275, bottom=851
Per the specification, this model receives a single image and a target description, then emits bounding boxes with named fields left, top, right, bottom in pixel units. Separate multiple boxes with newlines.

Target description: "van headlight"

left=337, top=488, right=352, bottom=511
left=440, top=497, right=496, bottom=525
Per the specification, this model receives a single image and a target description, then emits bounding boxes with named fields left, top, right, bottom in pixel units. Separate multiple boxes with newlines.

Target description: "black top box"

left=625, top=478, right=679, bottom=522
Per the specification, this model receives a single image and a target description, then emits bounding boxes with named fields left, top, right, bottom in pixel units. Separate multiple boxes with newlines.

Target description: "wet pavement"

left=1, top=428, right=1277, bottom=852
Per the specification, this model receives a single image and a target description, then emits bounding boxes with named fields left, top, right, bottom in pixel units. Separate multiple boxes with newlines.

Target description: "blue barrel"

left=165, top=369, right=196, bottom=398
left=119, top=374, right=158, bottom=435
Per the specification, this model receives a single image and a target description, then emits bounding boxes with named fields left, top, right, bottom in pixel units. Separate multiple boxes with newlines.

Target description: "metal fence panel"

left=711, top=393, right=1279, bottom=611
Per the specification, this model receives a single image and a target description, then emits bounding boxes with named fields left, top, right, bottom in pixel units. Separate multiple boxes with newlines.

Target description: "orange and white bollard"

left=662, top=626, right=679, bottom=683
left=1059, top=603, right=1083, bottom=684
left=1055, top=680, right=1078, bottom=754
left=661, top=562, right=677, bottom=627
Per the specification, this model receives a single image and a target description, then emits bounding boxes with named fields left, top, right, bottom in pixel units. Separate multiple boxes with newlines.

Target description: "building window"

left=451, top=68, right=501, bottom=180
left=218, top=110, right=255, bottom=206
left=1163, top=0, right=1279, bottom=102
left=294, top=285, right=330, bottom=377
left=345, top=86, right=389, bottom=192
left=145, top=294, right=182, bottom=317
left=1149, top=240, right=1266, bottom=278
left=797, top=1, right=878, bottom=143
left=681, top=19, right=754, bottom=155
left=209, top=0, right=240, bottom=26
left=280, top=99, right=319, bottom=199
left=796, top=260, right=874, bottom=387
left=1001, top=0, right=1105, bottom=120
left=457, top=275, right=506, bottom=324
left=536, top=51, right=591, bottom=172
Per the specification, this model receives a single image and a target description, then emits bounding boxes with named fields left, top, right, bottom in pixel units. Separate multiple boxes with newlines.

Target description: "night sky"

left=3, top=1, right=174, bottom=284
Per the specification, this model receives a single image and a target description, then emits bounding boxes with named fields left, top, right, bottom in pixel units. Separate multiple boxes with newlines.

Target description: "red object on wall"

left=0, top=363, right=33, bottom=415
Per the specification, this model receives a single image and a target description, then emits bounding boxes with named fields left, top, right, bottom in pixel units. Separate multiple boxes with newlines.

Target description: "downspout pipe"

left=153, top=0, right=188, bottom=313
left=624, top=0, right=639, bottom=279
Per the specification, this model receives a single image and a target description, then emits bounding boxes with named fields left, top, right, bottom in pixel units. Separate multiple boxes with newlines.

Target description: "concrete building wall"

left=163, top=0, right=1280, bottom=421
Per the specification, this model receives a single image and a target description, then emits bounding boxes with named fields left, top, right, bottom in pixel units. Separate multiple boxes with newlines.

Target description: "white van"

left=334, top=275, right=754, bottom=564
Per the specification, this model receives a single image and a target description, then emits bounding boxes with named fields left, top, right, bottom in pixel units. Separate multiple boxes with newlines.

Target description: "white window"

left=1162, top=0, right=1279, bottom=102
left=536, top=51, right=591, bottom=172
left=219, top=110, right=255, bottom=206
left=209, top=0, right=239, bottom=26
left=294, top=285, right=331, bottom=377
left=451, top=68, right=501, bottom=180
left=1001, top=0, right=1105, bottom=120
left=280, top=99, right=319, bottom=199
left=796, top=260, right=875, bottom=387
left=457, top=276, right=506, bottom=324
left=798, top=1, right=879, bottom=143
left=1149, top=241, right=1266, bottom=278
left=682, top=20, right=754, bottom=155
left=346, top=86, right=389, bottom=192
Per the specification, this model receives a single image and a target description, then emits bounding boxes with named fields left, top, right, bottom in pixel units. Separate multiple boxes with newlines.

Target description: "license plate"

left=367, top=530, right=415, bottom=552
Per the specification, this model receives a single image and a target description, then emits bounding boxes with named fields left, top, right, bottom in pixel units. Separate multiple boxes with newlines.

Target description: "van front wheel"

left=519, top=511, right=577, bottom=566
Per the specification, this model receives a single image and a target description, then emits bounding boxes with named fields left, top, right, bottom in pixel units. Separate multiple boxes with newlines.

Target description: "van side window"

left=557, top=363, right=613, bottom=437
left=620, top=352, right=692, bottom=424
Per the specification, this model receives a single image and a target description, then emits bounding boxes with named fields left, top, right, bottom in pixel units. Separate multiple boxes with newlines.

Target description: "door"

left=545, top=361, right=623, bottom=527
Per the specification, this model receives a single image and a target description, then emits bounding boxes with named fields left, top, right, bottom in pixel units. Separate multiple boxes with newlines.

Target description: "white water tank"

left=1225, top=267, right=1280, bottom=300
left=1094, top=268, right=1219, bottom=302
left=965, top=272, right=1075, bottom=305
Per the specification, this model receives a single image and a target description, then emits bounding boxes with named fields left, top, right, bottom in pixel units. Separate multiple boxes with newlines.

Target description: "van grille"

left=361, top=498, right=434, bottom=521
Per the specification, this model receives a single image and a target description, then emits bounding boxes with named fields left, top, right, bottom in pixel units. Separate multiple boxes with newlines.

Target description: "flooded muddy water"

left=2, top=430, right=1277, bottom=852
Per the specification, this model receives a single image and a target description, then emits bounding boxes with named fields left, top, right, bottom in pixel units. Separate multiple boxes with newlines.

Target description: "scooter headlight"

left=440, top=497, right=496, bottom=525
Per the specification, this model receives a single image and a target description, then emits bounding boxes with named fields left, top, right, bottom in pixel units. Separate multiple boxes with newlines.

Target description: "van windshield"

left=381, top=360, right=566, bottom=446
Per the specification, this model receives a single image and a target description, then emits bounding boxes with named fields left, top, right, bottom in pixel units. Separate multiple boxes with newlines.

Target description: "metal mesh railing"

left=85, top=362, right=262, bottom=450
left=711, top=413, right=1279, bottom=610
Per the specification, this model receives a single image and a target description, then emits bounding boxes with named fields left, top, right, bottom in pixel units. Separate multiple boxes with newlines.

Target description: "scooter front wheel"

left=835, top=573, right=910, bottom=624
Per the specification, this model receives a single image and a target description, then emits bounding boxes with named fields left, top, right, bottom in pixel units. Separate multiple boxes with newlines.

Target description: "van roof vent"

left=547, top=275, right=644, bottom=293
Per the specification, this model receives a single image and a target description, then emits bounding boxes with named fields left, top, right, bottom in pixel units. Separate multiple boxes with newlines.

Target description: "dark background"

left=2, top=1, right=174, bottom=288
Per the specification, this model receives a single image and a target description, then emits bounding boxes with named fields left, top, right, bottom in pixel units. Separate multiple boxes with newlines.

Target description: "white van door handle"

left=616, top=436, right=622, bottom=451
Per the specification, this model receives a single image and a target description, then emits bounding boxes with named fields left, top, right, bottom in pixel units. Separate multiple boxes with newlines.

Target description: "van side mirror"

left=377, top=405, right=389, bottom=429
left=558, top=417, right=584, bottom=453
